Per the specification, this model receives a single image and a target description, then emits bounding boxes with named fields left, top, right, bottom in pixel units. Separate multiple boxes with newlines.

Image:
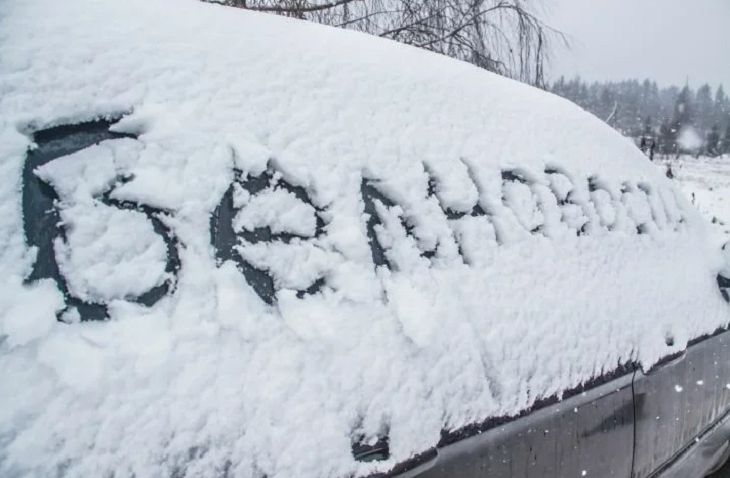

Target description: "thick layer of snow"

left=54, top=203, right=169, bottom=302
left=236, top=240, right=333, bottom=290
left=233, top=184, right=318, bottom=237
left=0, top=1, right=728, bottom=477
left=35, top=142, right=170, bottom=302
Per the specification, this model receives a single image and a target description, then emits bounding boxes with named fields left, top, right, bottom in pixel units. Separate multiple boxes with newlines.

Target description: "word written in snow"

left=24, top=121, right=685, bottom=315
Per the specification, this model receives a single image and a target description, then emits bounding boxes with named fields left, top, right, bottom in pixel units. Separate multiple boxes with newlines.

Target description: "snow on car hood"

left=0, top=0, right=728, bottom=476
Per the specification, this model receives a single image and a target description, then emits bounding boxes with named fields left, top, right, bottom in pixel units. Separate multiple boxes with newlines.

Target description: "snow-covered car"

left=1, top=1, right=730, bottom=477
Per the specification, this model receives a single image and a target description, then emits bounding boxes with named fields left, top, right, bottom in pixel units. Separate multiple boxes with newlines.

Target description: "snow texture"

left=35, top=139, right=167, bottom=303
left=0, top=1, right=728, bottom=477
left=672, top=155, right=730, bottom=244
left=34, top=142, right=170, bottom=302
left=54, top=203, right=169, bottom=302
left=233, top=182, right=318, bottom=238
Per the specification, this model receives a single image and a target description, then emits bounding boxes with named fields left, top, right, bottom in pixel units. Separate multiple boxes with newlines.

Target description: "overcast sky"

left=546, top=0, right=730, bottom=88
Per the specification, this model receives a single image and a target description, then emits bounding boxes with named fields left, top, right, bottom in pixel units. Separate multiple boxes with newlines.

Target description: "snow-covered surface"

left=671, top=156, right=730, bottom=244
left=35, top=141, right=170, bottom=302
left=233, top=182, right=318, bottom=237
left=0, top=1, right=728, bottom=477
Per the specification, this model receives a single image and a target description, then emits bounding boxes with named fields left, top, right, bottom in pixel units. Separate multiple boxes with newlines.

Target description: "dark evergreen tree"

left=723, top=122, right=730, bottom=156
left=658, top=120, right=675, bottom=156
left=715, top=85, right=729, bottom=127
left=706, top=125, right=721, bottom=157
left=642, top=116, right=653, bottom=136
left=671, top=85, right=694, bottom=131
left=548, top=78, right=727, bottom=156
left=696, top=84, right=714, bottom=132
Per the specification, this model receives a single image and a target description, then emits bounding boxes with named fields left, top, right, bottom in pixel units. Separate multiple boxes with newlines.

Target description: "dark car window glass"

left=24, top=120, right=179, bottom=321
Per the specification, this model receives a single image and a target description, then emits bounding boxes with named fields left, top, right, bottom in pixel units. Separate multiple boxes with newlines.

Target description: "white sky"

left=546, top=0, right=730, bottom=88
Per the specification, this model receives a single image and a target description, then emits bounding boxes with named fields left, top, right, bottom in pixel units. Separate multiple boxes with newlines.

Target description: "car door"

left=632, top=330, right=730, bottom=477
left=406, top=369, right=636, bottom=478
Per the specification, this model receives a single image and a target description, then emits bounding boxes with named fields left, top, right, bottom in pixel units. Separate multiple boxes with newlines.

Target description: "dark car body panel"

left=634, top=332, right=730, bottom=477
left=397, top=330, right=730, bottom=478
left=414, top=373, right=635, bottom=478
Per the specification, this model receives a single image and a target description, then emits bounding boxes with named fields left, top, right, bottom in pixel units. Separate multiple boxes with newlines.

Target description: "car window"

left=24, top=120, right=179, bottom=322
left=25, top=120, right=693, bottom=319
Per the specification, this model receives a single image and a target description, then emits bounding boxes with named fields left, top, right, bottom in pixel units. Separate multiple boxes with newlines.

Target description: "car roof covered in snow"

left=0, top=0, right=728, bottom=477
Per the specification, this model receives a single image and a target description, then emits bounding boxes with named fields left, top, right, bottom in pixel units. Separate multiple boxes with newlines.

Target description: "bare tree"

left=209, top=0, right=564, bottom=86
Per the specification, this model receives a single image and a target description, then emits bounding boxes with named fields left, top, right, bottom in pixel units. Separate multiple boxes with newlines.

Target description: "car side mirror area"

left=719, top=242, right=730, bottom=303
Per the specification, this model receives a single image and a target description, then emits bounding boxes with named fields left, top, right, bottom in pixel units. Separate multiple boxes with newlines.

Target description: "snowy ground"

left=669, top=155, right=730, bottom=244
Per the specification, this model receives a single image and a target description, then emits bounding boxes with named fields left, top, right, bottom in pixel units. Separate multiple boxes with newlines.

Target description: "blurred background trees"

left=551, top=77, right=730, bottom=157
